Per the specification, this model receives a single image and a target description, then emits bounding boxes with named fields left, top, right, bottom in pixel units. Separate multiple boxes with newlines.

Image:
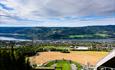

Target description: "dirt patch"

left=29, top=51, right=108, bottom=65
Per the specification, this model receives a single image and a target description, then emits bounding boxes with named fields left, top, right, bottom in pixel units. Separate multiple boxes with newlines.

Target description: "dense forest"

left=0, top=25, right=115, bottom=39
left=0, top=44, right=33, bottom=70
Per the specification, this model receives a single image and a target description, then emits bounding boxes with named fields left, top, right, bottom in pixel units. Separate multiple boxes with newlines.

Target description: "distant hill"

left=0, top=25, right=115, bottom=40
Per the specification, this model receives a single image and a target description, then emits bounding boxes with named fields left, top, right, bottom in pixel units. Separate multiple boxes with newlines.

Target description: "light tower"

left=31, top=27, right=38, bottom=46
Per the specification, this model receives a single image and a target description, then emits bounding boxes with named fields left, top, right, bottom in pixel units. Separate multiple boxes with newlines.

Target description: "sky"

left=0, top=0, right=115, bottom=27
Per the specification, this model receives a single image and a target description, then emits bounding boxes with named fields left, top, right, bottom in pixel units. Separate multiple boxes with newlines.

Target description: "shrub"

left=61, top=49, right=70, bottom=53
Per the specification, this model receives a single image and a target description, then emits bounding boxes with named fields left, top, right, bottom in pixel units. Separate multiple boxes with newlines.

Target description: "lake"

left=0, top=36, right=115, bottom=43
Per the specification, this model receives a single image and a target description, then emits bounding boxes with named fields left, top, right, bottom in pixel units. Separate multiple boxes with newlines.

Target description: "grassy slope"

left=56, top=61, right=71, bottom=70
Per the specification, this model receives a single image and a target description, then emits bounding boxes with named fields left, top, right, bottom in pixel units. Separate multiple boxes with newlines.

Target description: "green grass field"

left=44, top=60, right=71, bottom=70
left=56, top=61, right=71, bottom=70
left=69, top=35, right=93, bottom=38
left=69, top=33, right=109, bottom=38
left=44, top=60, right=83, bottom=70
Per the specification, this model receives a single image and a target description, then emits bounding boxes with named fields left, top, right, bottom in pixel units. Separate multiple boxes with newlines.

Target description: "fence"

left=97, top=66, right=115, bottom=70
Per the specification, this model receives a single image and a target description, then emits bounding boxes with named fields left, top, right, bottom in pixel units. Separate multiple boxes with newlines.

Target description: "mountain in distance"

left=0, top=25, right=115, bottom=40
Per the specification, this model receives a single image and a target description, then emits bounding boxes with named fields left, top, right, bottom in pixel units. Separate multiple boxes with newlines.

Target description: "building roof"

left=95, top=49, right=115, bottom=69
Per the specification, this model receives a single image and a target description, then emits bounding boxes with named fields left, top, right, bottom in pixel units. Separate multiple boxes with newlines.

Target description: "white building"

left=70, top=46, right=89, bottom=50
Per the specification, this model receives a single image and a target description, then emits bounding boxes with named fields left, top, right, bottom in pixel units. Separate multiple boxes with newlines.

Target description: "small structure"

left=70, top=46, right=89, bottom=50
left=76, top=46, right=89, bottom=50
left=95, top=49, right=115, bottom=70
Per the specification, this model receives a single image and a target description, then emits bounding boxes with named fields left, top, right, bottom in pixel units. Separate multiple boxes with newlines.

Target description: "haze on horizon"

left=0, top=0, right=115, bottom=27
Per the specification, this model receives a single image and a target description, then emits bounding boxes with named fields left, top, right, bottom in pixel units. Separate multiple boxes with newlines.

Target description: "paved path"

left=51, top=64, right=56, bottom=67
left=71, top=64, right=77, bottom=70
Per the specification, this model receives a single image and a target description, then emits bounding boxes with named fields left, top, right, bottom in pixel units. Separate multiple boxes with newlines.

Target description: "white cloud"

left=0, top=0, right=115, bottom=27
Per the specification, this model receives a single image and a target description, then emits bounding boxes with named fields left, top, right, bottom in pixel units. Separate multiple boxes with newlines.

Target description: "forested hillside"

left=0, top=25, right=115, bottom=39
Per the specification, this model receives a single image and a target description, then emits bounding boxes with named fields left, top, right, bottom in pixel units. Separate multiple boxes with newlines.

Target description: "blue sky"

left=0, top=0, right=115, bottom=27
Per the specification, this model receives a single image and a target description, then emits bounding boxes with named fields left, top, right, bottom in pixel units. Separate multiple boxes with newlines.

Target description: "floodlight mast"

left=32, top=27, right=37, bottom=46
